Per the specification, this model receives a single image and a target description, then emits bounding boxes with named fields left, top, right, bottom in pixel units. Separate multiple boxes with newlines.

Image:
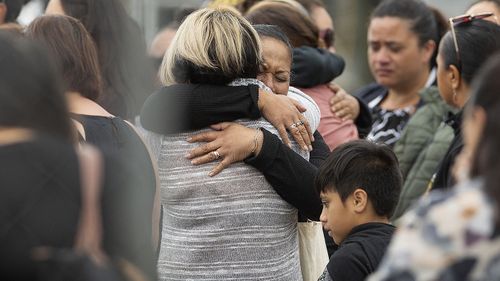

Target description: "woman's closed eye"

left=275, top=73, right=290, bottom=83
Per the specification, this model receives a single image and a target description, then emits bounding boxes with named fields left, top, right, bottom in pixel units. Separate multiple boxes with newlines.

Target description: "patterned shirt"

left=369, top=179, right=500, bottom=281
left=367, top=105, right=414, bottom=147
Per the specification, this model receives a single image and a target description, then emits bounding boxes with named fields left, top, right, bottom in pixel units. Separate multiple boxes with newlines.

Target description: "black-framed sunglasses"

left=449, top=12, right=498, bottom=70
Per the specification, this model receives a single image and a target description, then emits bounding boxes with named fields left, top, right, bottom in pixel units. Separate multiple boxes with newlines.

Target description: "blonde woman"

left=140, top=7, right=319, bottom=281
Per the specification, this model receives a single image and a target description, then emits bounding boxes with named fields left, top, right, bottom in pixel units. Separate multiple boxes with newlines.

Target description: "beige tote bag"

left=298, top=221, right=330, bottom=281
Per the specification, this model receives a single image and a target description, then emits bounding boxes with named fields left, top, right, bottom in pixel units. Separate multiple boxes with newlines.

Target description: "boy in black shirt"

left=315, top=140, right=402, bottom=281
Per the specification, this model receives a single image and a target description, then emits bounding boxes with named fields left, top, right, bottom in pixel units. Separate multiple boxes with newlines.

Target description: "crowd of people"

left=2, top=0, right=500, bottom=280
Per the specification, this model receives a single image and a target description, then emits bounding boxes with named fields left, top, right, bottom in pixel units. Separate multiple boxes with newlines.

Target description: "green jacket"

left=392, top=87, right=456, bottom=220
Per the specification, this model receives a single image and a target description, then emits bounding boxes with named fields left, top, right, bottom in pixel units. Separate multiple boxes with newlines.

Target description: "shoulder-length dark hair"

left=0, top=33, right=73, bottom=141
left=26, top=15, right=102, bottom=101
left=58, top=0, right=154, bottom=119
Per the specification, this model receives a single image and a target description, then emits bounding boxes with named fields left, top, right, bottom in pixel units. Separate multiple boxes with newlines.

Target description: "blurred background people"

left=45, top=0, right=155, bottom=120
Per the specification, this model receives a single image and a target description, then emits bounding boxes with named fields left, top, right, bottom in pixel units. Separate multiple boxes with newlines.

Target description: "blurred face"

left=368, top=17, right=431, bottom=90
left=45, top=0, right=66, bottom=15
left=311, top=6, right=336, bottom=52
left=257, top=37, right=291, bottom=96
left=467, top=2, right=500, bottom=23
left=319, top=190, right=355, bottom=245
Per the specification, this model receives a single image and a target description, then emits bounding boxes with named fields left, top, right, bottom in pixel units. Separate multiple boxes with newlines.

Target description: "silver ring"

left=296, top=120, right=304, bottom=126
left=290, top=123, right=298, bottom=129
left=211, top=151, right=221, bottom=160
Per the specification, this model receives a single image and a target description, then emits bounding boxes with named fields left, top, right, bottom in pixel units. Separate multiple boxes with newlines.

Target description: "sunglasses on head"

left=449, top=12, right=498, bottom=71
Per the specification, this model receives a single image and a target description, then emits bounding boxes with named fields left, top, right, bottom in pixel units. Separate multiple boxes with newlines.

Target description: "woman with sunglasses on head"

left=430, top=14, right=500, bottom=191
left=393, top=12, right=500, bottom=219
left=369, top=52, right=500, bottom=281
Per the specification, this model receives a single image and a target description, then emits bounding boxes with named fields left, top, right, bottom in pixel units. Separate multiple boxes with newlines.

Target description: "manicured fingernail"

left=309, top=145, right=313, bottom=151
left=186, top=137, right=193, bottom=142
left=312, top=136, right=315, bottom=142
left=185, top=153, right=191, bottom=158
left=288, top=143, right=292, bottom=148
left=303, top=146, right=308, bottom=151
left=191, top=160, right=197, bottom=165
left=208, top=171, right=214, bottom=177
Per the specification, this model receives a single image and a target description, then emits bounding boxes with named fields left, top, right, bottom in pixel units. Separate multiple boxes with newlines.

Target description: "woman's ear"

left=422, top=40, right=437, bottom=63
left=352, top=188, right=368, bottom=213
left=448, top=64, right=461, bottom=91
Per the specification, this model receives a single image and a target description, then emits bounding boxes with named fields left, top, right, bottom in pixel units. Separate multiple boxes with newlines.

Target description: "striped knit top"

left=142, top=81, right=319, bottom=281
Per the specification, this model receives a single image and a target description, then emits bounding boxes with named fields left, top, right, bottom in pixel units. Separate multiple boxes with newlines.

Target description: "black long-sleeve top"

left=140, top=84, right=326, bottom=220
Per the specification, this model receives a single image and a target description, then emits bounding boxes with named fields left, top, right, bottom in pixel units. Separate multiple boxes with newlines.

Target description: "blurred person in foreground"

left=0, top=32, right=152, bottom=281
left=26, top=15, right=158, bottom=280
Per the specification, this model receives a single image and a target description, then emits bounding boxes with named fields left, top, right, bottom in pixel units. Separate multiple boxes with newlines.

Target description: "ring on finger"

left=290, top=123, right=298, bottom=129
left=211, top=150, right=221, bottom=160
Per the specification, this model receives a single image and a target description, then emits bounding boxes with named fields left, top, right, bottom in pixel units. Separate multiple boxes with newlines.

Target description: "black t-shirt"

left=321, top=223, right=395, bottom=281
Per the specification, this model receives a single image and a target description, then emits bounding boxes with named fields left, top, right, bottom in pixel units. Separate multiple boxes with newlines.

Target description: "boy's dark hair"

left=315, top=140, right=402, bottom=218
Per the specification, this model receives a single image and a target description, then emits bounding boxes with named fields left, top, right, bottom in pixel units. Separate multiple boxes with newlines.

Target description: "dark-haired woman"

left=354, top=0, right=441, bottom=146
left=26, top=15, right=158, bottom=280
left=246, top=1, right=359, bottom=150
left=430, top=16, right=500, bottom=191
left=0, top=32, right=82, bottom=280
left=369, top=52, right=500, bottom=281
left=45, top=0, right=155, bottom=120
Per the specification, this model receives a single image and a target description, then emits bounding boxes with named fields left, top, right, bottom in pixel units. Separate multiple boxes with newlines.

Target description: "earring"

left=453, top=88, right=458, bottom=103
